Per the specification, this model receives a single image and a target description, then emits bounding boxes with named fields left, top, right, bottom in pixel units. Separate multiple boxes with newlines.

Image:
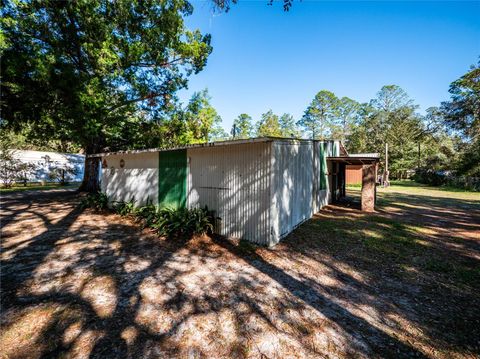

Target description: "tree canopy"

left=232, top=113, right=255, bottom=139
left=257, top=110, right=282, bottom=137
left=1, top=1, right=476, bottom=184
left=441, top=60, right=480, bottom=176
left=298, top=90, right=340, bottom=140
left=1, top=0, right=212, bottom=190
left=279, top=113, right=300, bottom=138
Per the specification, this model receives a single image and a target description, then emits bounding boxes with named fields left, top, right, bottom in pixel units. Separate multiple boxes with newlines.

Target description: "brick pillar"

left=362, top=164, right=376, bottom=212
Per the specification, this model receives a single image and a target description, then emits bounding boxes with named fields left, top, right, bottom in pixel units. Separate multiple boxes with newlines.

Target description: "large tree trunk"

left=79, top=155, right=101, bottom=192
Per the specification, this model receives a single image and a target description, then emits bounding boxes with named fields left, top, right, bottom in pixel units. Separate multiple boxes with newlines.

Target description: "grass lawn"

left=0, top=182, right=79, bottom=193
left=388, top=179, right=479, bottom=194
left=1, top=183, right=479, bottom=358
left=342, top=182, right=479, bottom=288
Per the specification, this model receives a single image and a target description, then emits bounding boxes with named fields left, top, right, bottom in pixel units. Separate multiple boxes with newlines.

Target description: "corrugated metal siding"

left=187, top=142, right=271, bottom=245
left=323, top=140, right=339, bottom=157
left=100, top=152, right=158, bottom=206
left=270, top=141, right=316, bottom=245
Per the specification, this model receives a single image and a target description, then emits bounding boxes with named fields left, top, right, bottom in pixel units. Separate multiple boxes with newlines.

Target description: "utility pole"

left=417, top=142, right=421, bottom=169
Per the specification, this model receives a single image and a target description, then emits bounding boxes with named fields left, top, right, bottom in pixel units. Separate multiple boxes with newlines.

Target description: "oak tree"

left=1, top=0, right=212, bottom=191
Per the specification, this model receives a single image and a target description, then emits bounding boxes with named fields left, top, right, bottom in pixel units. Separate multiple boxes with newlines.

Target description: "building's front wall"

left=314, top=141, right=331, bottom=209
left=101, top=152, right=159, bottom=206
left=187, top=142, right=272, bottom=245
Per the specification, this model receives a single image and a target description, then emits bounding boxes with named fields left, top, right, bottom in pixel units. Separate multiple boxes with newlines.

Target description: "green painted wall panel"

left=319, top=143, right=328, bottom=190
left=158, top=149, right=187, bottom=209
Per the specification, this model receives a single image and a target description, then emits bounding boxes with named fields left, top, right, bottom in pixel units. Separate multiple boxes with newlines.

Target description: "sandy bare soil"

left=1, top=185, right=479, bottom=358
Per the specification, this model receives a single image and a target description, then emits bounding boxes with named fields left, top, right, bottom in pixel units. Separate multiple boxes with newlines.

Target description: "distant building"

left=12, top=150, right=85, bottom=183
left=346, top=153, right=380, bottom=185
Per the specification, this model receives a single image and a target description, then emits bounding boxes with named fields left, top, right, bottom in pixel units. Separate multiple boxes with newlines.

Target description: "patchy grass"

left=349, top=179, right=479, bottom=194
left=1, top=184, right=479, bottom=358
left=390, top=179, right=479, bottom=193
left=0, top=182, right=79, bottom=193
left=341, top=185, right=479, bottom=286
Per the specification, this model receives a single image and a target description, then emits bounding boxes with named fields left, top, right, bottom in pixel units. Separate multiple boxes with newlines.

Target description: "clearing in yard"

left=1, top=182, right=479, bottom=358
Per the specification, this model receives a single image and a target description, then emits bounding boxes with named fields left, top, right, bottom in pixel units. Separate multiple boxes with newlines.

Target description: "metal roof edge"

left=87, top=137, right=272, bottom=157
left=349, top=153, right=380, bottom=158
left=8, top=149, right=85, bottom=157
left=87, top=136, right=345, bottom=158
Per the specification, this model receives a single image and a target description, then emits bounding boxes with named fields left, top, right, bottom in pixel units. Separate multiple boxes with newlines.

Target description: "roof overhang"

left=327, top=156, right=380, bottom=165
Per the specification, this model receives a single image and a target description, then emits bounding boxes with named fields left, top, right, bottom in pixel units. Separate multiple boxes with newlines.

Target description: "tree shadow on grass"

left=286, top=196, right=480, bottom=357
left=211, top=236, right=430, bottom=358
left=346, top=187, right=480, bottom=254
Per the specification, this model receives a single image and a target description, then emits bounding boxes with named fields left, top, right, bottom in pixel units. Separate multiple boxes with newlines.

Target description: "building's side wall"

left=101, top=152, right=158, bottom=206
left=187, top=142, right=271, bottom=245
left=269, top=140, right=342, bottom=244
left=320, top=140, right=342, bottom=205
left=270, top=141, right=319, bottom=245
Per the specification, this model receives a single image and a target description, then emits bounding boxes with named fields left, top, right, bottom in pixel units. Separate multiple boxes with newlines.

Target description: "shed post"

left=361, top=163, right=376, bottom=212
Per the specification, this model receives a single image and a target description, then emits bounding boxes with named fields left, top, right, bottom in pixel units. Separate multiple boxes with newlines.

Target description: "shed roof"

left=88, top=137, right=346, bottom=158
left=349, top=153, right=380, bottom=158
left=328, top=156, right=380, bottom=164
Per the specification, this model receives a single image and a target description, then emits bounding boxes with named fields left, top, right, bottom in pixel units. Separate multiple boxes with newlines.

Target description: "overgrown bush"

left=414, top=169, right=480, bottom=191
left=413, top=169, right=445, bottom=186
left=80, top=192, right=109, bottom=211
left=152, top=207, right=213, bottom=238
left=134, top=203, right=158, bottom=228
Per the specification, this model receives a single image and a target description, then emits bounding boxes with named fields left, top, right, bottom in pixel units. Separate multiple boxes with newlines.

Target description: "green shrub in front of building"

left=134, top=203, right=158, bottom=228
left=80, top=192, right=109, bottom=211
left=113, top=199, right=136, bottom=216
left=413, top=169, right=479, bottom=191
left=81, top=194, right=213, bottom=238
left=152, top=207, right=213, bottom=238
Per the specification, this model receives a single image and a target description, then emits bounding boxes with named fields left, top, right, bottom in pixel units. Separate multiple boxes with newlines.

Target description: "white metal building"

left=92, top=137, right=377, bottom=246
left=12, top=150, right=85, bottom=183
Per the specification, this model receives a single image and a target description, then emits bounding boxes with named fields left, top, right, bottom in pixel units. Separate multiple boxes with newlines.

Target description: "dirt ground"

left=1, top=185, right=479, bottom=358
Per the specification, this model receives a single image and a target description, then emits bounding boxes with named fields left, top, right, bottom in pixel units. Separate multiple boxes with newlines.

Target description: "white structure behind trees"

left=11, top=150, right=85, bottom=184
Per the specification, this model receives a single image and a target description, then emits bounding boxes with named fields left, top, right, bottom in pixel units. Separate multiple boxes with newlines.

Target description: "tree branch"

left=107, top=92, right=166, bottom=114
left=129, top=57, right=185, bottom=69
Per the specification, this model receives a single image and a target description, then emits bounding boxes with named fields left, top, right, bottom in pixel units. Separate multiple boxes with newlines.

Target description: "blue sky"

left=178, top=1, right=480, bottom=132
